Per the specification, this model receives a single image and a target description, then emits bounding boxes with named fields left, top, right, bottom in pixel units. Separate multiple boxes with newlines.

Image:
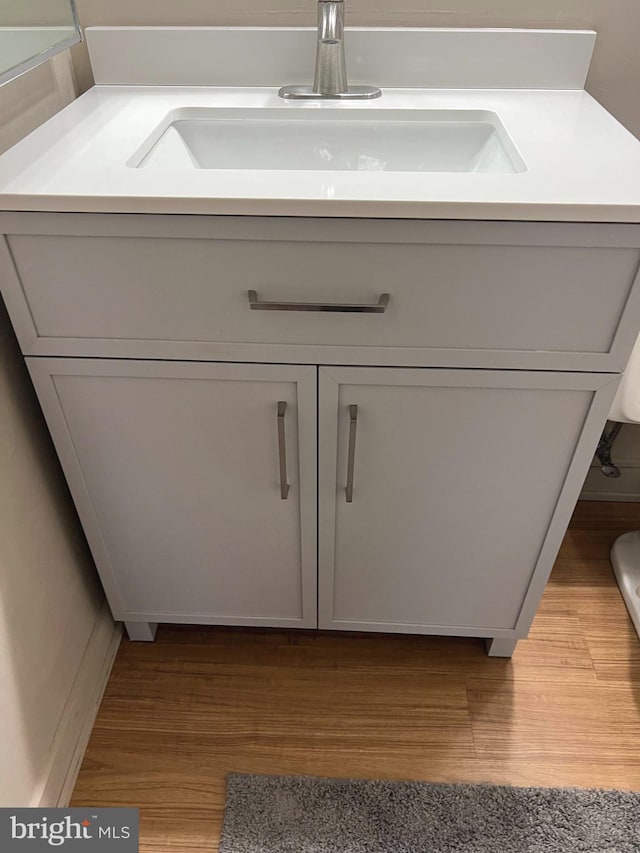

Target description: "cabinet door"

left=318, top=366, right=618, bottom=636
left=28, top=358, right=317, bottom=627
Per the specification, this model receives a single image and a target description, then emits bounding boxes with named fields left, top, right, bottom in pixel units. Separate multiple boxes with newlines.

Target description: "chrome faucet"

left=279, top=0, right=381, bottom=100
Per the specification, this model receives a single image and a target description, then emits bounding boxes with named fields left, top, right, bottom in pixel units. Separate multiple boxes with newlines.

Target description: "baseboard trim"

left=580, top=462, right=640, bottom=502
left=34, top=601, right=122, bottom=807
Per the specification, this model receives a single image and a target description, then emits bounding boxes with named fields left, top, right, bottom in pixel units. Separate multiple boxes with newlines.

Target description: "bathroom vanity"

left=1, top=27, right=640, bottom=655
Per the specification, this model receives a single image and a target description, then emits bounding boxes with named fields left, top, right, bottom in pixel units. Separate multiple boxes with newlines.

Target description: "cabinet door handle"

left=277, top=401, right=290, bottom=500
left=345, top=404, right=358, bottom=503
left=249, top=290, right=389, bottom=313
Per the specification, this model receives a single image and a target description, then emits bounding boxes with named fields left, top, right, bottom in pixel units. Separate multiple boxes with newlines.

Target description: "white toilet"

left=609, top=333, right=640, bottom=639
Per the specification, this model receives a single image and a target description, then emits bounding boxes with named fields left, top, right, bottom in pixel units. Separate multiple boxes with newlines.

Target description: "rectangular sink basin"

left=129, top=108, right=526, bottom=174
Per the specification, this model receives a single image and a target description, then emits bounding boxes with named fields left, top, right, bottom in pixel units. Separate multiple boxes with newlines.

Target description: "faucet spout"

left=318, top=0, right=344, bottom=42
left=278, top=0, right=381, bottom=100
left=313, top=0, right=347, bottom=95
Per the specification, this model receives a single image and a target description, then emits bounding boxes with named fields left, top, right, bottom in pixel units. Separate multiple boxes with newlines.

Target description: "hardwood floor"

left=71, top=501, right=640, bottom=852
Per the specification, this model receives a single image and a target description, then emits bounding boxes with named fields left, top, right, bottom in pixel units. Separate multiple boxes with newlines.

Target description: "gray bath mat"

left=220, top=773, right=640, bottom=852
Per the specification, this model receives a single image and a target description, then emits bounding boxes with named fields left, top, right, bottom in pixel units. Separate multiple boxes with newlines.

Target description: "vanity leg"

left=125, top=621, right=158, bottom=642
left=486, top=637, right=518, bottom=658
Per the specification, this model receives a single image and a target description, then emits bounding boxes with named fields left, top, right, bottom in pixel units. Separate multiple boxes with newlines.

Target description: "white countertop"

left=2, top=84, right=640, bottom=222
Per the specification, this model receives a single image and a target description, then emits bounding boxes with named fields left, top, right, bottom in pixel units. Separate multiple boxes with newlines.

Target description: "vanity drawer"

left=3, top=215, right=640, bottom=368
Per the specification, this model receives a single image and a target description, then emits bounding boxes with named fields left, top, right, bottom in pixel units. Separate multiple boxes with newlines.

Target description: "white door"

left=28, top=359, right=317, bottom=627
left=319, top=366, right=618, bottom=636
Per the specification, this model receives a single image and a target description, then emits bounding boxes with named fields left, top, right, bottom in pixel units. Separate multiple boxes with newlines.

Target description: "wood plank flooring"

left=71, top=501, right=640, bottom=852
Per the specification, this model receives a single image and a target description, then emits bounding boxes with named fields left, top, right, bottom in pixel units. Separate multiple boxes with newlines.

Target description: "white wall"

left=582, top=426, right=640, bottom=501
left=0, top=54, right=76, bottom=153
left=0, top=54, right=118, bottom=807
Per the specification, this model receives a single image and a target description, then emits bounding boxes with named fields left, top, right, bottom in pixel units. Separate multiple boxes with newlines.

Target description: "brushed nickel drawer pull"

left=277, top=401, right=290, bottom=500
left=346, top=404, right=358, bottom=503
left=248, top=290, right=389, bottom=313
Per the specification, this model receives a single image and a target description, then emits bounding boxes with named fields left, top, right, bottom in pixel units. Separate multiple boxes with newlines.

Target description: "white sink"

left=129, top=107, right=526, bottom=174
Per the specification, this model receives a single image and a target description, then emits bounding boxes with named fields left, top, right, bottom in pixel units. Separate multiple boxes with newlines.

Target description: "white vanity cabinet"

left=1, top=213, right=639, bottom=656
left=26, top=359, right=318, bottom=634
left=317, top=367, right=615, bottom=651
